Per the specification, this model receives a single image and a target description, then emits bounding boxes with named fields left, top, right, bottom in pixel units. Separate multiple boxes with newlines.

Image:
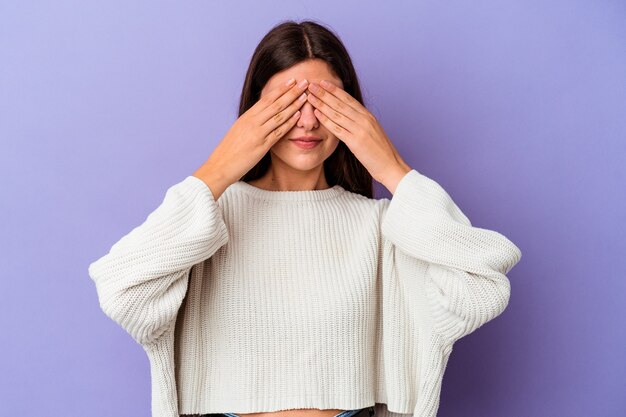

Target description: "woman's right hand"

left=193, top=78, right=310, bottom=199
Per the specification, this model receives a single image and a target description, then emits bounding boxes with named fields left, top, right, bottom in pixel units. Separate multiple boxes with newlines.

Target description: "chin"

left=281, top=156, right=326, bottom=171
left=269, top=150, right=322, bottom=170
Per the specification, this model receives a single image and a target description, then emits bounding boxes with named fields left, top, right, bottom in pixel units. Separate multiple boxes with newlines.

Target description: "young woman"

left=88, top=20, right=522, bottom=417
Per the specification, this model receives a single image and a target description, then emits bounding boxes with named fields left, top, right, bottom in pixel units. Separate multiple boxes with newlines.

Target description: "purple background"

left=1, top=1, right=624, bottom=416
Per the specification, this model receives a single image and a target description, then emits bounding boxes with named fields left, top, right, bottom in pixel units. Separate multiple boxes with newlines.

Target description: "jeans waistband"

left=214, top=406, right=375, bottom=417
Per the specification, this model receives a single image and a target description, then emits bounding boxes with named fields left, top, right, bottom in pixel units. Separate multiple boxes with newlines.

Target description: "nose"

left=296, top=98, right=319, bottom=130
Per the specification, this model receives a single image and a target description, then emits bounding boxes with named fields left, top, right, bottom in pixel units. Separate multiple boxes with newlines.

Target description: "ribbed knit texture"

left=88, top=169, right=522, bottom=417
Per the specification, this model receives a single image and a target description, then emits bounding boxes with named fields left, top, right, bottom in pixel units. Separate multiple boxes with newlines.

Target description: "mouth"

left=289, top=136, right=322, bottom=141
left=289, top=137, right=322, bottom=149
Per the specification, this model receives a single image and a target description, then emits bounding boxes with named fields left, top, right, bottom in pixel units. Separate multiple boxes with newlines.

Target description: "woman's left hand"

left=306, top=80, right=412, bottom=194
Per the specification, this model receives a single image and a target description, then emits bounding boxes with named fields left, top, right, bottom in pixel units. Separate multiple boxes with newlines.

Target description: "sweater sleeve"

left=87, top=175, right=230, bottom=347
left=380, top=169, right=522, bottom=346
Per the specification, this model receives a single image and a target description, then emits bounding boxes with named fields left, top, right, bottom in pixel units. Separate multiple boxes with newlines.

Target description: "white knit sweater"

left=88, top=169, right=522, bottom=417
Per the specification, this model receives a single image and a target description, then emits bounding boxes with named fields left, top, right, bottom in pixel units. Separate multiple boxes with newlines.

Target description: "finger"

left=250, top=77, right=298, bottom=117
left=315, top=80, right=369, bottom=116
left=312, top=107, right=353, bottom=142
left=260, top=88, right=307, bottom=137
left=257, top=79, right=309, bottom=125
left=264, top=105, right=303, bottom=145
left=307, top=91, right=358, bottom=137
left=308, top=82, right=362, bottom=122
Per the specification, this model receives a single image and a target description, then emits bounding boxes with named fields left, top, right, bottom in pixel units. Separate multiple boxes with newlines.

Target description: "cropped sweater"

left=87, top=169, right=522, bottom=417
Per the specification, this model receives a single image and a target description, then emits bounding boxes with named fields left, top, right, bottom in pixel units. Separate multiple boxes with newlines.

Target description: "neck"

left=248, top=162, right=330, bottom=191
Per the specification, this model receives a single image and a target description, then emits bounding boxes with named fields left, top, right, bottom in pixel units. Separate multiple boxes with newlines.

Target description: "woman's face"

left=259, top=59, right=343, bottom=173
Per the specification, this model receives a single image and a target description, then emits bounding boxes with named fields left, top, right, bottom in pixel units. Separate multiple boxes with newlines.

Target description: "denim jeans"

left=201, top=405, right=376, bottom=417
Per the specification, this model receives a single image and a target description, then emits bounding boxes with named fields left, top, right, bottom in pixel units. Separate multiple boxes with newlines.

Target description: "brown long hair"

left=238, top=19, right=373, bottom=199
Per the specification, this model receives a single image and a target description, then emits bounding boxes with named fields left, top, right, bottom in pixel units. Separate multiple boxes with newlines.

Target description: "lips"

left=290, top=138, right=322, bottom=149
left=290, top=136, right=322, bottom=141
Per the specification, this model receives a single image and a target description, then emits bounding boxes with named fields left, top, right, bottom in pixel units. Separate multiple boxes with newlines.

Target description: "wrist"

left=192, top=163, right=231, bottom=200
left=383, top=163, right=412, bottom=195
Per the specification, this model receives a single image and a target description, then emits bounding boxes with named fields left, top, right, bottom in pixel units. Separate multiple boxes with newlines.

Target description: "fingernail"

left=321, top=80, right=330, bottom=88
left=298, top=79, right=309, bottom=88
left=285, top=77, right=295, bottom=86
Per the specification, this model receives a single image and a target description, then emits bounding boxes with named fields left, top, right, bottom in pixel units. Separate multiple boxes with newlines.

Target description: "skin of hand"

left=305, top=79, right=412, bottom=195
left=193, top=77, right=310, bottom=199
